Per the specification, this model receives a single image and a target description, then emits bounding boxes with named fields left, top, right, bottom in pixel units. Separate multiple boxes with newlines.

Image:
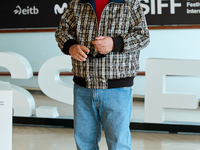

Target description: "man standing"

left=55, top=0, right=150, bottom=149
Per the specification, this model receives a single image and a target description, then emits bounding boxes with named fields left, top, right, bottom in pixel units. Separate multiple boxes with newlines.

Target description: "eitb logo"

left=14, top=5, right=39, bottom=15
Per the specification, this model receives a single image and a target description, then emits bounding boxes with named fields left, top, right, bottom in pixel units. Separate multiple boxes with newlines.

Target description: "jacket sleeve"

left=120, top=0, right=150, bottom=53
left=55, top=1, right=78, bottom=55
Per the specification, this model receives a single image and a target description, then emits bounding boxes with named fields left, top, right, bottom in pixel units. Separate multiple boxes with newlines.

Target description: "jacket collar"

left=80, top=0, right=126, bottom=4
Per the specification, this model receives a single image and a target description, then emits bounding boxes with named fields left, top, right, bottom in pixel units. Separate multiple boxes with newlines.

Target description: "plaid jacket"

left=55, top=0, right=150, bottom=89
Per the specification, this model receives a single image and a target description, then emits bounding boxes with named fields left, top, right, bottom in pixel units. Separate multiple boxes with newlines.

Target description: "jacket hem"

left=73, top=75, right=134, bottom=89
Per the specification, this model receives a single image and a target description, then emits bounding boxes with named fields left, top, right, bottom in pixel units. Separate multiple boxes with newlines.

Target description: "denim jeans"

left=73, top=84, right=132, bottom=150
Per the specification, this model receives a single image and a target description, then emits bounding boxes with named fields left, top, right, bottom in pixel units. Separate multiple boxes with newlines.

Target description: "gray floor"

left=13, top=126, right=200, bottom=150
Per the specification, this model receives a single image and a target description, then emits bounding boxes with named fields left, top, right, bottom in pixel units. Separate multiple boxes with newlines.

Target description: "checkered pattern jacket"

left=55, top=0, right=150, bottom=89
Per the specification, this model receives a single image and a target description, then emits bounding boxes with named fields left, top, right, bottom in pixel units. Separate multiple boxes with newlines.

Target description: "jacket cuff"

left=63, top=39, right=79, bottom=55
left=112, top=36, right=124, bottom=52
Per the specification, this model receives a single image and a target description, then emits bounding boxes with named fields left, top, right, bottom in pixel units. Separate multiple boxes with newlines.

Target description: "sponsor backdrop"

left=0, top=0, right=71, bottom=29
left=0, top=0, right=200, bottom=29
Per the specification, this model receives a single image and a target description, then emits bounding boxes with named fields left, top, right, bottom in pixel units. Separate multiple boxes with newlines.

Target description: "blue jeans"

left=73, top=84, right=132, bottom=150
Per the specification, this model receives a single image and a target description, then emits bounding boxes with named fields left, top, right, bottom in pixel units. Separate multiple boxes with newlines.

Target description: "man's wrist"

left=63, top=39, right=79, bottom=55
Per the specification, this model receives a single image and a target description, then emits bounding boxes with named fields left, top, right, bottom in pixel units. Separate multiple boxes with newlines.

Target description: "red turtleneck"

left=95, top=0, right=109, bottom=24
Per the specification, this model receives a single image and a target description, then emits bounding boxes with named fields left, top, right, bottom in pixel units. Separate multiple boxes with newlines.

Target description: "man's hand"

left=69, top=45, right=90, bottom=62
left=92, top=36, right=114, bottom=54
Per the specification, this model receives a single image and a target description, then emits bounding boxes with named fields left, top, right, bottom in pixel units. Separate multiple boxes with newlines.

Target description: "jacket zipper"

left=86, top=2, right=120, bottom=88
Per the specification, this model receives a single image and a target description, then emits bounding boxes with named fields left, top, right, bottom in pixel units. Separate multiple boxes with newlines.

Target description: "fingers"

left=78, top=45, right=89, bottom=61
left=95, top=36, right=104, bottom=40
left=69, top=45, right=90, bottom=62
left=91, top=40, right=100, bottom=46
left=74, top=51, right=86, bottom=62
left=92, top=36, right=105, bottom=45
left=92, top=40, right=105, bottom=54
left=92, top=36, right=114, bottom=54
left=80, top=45, right=90, bottom=54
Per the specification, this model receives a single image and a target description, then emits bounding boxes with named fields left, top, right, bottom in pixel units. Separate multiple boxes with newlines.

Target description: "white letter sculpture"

left=145, top=58, right=200, bottom=123
left=38, top=55, right=73, bottom=105
left=0, top=51, right=35, bottom=117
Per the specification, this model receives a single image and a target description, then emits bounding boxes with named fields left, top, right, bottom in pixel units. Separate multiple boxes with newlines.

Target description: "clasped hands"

left=69, top=36, right=114, bottom=62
